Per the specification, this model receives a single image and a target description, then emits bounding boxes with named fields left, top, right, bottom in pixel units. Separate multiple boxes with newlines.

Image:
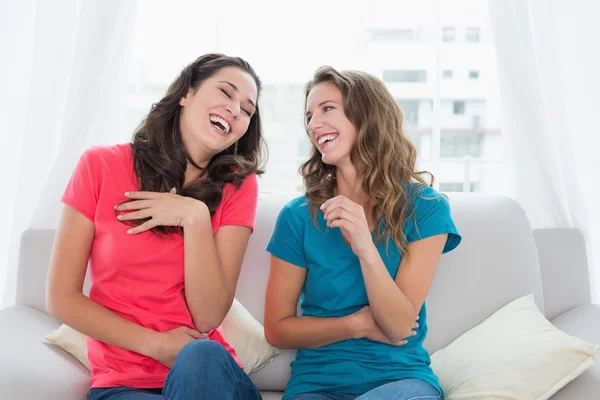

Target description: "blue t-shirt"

left=266, top=185, right=462, bottom=399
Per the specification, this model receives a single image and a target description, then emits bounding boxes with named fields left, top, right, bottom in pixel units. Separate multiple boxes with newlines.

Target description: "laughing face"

left=305, top=81, right=357, bottom=168
left=179, top=66, right=258, bottom=160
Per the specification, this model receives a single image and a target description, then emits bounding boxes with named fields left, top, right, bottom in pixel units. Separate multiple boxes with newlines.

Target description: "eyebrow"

left=219, top=80, right=256, bottom=108
left=305, top=100, right=337, bottom=116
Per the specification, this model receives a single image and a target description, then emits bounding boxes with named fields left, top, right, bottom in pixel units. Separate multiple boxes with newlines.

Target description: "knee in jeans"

left=177, top=339, right=230, bottom=366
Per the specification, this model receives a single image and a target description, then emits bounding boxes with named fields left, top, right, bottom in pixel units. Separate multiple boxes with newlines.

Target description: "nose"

left=307, top=117, right=324, bottom=137
left=225, top=100, right=240, bottom=119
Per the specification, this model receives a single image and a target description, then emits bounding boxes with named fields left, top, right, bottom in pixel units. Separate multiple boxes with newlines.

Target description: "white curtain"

left=488, top=0, right=600, bottom=299
left=0, top=0, right=138, bottom=306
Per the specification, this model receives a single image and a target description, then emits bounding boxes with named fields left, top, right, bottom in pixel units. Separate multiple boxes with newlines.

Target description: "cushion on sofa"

left=431, top=294, right=600, bottom=400
left=45, top=298, right=279, bottom=375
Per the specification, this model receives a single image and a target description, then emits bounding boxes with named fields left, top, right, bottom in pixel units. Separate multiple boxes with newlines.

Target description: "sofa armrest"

left=534, top=227, right=592, bottom=320
left=549, top=304, right=600, bottom=399
left=0, top=305, right=89, bottom=399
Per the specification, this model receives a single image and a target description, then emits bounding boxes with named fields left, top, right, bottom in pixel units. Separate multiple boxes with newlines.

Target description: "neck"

left=335, top=164, right=367, bottom=206
left=182, top=133, right=213, bottom=186
left=335, top=164, right=375, bottom=230
left=184, top=163, right=207, bottom=186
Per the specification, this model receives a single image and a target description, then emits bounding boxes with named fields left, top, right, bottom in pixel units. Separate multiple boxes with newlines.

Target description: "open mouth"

left=317, top=133, right=338, bottom=148
left=209, top=115, right=231, bottom=135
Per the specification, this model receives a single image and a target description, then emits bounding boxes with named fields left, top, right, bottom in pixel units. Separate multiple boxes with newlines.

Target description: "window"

left=127, top=0, right=506, bottom=194
left=408, top=132, right=423, bottom=155
left=439, top=182, right=479, bottom=192
left=396, top=100, right=420, bottom=125
left=383, top=70, right=427, bottom=83
left=453, top=101, right=466, bottom=115
left=442, top=27, right=456, bottom=42
left=370, top=28, right=415, bottom=42
left=441, top=131, right=483, bottom=157
left=297, top=137, right=310, bottom=158
left=466, top=27, right=481, bottom=43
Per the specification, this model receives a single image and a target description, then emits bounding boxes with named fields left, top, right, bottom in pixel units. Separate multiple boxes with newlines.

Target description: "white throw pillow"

left=45, top=323, right=90, bottom=369
left=45, top=298, right=279, bottom=374
left=430, top=294, right=600, bottom=400
left=221, top=298, right=280, bottom=374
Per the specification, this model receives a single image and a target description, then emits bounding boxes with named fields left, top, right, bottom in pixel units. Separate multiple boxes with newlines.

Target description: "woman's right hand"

left=148, top=327, right=207, bottom=368
left=351, top=306, right=418, bottom=346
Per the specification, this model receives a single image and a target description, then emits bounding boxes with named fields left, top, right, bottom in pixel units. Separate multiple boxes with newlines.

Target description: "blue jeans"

left=87, top=340, right=262, bottom=400
left=287, top=378, right=441, bottom=400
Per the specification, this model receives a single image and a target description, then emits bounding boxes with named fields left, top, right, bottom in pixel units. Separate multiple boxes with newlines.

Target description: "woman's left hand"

left=115, top=189, right=209, bottom=234
left=321, top=195, right=376, bottom=258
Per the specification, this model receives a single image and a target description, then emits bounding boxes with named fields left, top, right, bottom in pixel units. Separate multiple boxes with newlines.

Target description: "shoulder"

left=272, top=195, right=311, bottom=229
left=407, top=182, right=446, bottom=201
left=404, top=183, right=461, bottom=252
left=238, top=173, right=259, bottom=192
left=406, top=183, right=449, bottom=214
left=72, top=143, right=132, bottom=181
left=82, top=143, right=132, bottom=167
left=268, top=195, right=311, bottom=251
left=280, top=195, right=310, bottom=217
left=223, top=174, right=259, bottom=201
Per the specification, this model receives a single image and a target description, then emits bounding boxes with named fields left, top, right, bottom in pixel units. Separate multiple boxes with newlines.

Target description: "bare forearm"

left=360, top=248, right=416, bottom=342
left=47, top=292, right=158, bottom=357
left=265, top=315, right=357, bottom=349
left=183, top=221, right=231, bottom=332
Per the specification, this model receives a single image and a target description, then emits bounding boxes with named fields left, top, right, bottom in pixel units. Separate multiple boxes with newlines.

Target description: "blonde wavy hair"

left=301, top=66, right=434, bottom=255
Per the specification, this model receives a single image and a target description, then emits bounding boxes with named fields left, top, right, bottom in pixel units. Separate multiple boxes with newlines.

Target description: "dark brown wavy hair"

left=301, top=66, right=434, bottom=255
left=125, top=53, right=266, bottom=235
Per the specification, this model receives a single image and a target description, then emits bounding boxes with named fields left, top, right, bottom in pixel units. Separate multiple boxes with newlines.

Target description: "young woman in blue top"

left=264, top=66, right=462, bottom=400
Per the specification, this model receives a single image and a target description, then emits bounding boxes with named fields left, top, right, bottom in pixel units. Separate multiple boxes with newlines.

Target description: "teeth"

left=318, top=134, right=338, bottom=145
left=209, top=115, right=230, bottom=134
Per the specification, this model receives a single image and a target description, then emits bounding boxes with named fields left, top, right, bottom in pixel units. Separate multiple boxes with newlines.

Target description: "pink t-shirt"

left=61, top=143, right=258, bottom=389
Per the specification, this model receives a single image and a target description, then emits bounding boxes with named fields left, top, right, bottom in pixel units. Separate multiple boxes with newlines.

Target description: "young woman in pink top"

left=46, top=54, right=266, bottom=400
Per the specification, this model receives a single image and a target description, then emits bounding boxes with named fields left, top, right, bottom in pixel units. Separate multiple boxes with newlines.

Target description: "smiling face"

left=305, top=81, right=357, bottom=168
left=179, top=66, right=258, bottom=161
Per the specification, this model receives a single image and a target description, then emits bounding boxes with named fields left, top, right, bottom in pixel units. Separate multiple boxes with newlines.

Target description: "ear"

left=180, top=88, right=195, bottom=106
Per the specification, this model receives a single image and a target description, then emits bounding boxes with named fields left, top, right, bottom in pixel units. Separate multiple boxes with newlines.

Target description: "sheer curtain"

left=488, top=0, right=600, bottom=299
left=0, top=0, right=138, bottom=306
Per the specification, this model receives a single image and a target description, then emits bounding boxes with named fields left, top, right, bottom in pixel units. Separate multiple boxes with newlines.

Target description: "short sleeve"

left=219, top=174, right=259, bottom=232
left=406, top=186, right=462, bottom=254
left=266, top=202, right=307, bottom=268
left=60, top=149, right=101, bottom=222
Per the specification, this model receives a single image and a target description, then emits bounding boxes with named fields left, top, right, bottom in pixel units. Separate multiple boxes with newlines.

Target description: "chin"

left=321, top=154, right=339, bottom=166
left=322, top=151, right=354, bottom=169
left=200, top=136, right=229, bottom=153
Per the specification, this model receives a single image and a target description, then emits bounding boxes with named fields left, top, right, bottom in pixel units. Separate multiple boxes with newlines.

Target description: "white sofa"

left=0, top=192, right=599, bottom=399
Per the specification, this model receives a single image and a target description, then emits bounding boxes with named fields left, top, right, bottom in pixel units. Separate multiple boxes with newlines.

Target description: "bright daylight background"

left=1, top=0, right=599, bottom=306
left=127, top=0, right=507, bottom=195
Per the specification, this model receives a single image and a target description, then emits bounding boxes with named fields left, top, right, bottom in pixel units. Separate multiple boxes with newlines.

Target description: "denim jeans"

left=87, top=340, right=262, bottom=400
left=287, top=378, right=441, bottom=400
